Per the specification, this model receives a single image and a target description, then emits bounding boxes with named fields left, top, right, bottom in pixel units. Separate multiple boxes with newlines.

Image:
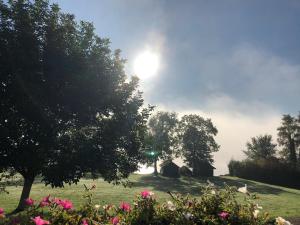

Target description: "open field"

left=0, top=174, right=299, bottom=219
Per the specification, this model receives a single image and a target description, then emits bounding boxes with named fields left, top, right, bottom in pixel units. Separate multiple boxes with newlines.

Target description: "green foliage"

left=277, top=114, right=300, bottom=166
left=0, top=184, right=285, bottom=225
left=178, top=115, right=219, bottom=175
left=228, top=159, right=300, bottom=189
left=0, top=0, right=150, bottom=210
left=243, top=135, right=277, bottom=160
left=144, top=111, right=179, bottom=173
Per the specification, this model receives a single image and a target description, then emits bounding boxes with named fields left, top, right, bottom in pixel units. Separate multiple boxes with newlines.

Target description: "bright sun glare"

left=134, top=50, right=159, bottom=79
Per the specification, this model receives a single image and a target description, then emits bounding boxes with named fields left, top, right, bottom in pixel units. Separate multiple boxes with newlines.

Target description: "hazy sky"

left=53, top=0, right=300, bottom=174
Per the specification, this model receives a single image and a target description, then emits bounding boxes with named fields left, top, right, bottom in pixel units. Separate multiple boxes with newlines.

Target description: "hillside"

left=0, top=174, right=299, bottom=219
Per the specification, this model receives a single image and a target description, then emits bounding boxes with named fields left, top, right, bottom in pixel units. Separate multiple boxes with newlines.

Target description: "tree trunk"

left=154, top=157, right=158, bottom=175
left=14, top=176, right=34, bottom=212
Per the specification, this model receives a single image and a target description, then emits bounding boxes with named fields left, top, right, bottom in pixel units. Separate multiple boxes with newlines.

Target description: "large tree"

left=243, top=134, right=277, bottom=160
left=145, top=111, right=178, bottom=175
left=277, top=114, right=300, bottom=166
left=178, top=115, right=219, bottom=175
left=0, top=0, right=149, bottom=211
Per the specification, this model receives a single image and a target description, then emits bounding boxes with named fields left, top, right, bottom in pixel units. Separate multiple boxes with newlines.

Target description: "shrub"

left=228, top=159, right=300, bottom=189
left=0, top=184, right=291, bottom=225
left=179, top=166, right=193, bottom=177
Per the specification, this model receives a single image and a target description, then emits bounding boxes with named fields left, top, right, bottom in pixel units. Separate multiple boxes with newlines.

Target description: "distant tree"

left=145, top=111, right=178, bottom=175
left=178, top=115, right=219, bottom=175
left=243, top=135, right=277, bottom=160
left=277, top=114, right=300, bottom=166
left=0, top=0, right=150, bottom=211
left=297, top=113, right=300, bottom=164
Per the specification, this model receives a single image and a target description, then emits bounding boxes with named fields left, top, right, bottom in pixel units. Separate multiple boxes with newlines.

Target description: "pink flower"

left=32, top=216, right=50, bottom=225
left=39, top=201, right=48, bottom=207
left=141, top=190, right=152, bottom=199
left=82, top=219, right=88, bottom=225
left=59, top=199, right=73, bottom=210
left=111, top=216, right=119, bottom=225
left=218, top=211, right=229, bottom=220
left=25, top=198, right=34, bottom=206
left=0, top=208, right=4, bottom=214
left=42, top=195, right=51, bottom=203
left=120, top=202, right=131, bottom=212
left=187, top=200, right=193, bottom=207
left=53, top=198, right=61, bottom=205
left=39, top=195, right=51, bottom=207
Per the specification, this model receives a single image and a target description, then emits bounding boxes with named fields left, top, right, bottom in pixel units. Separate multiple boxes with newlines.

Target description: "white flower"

left=238, top=184, right=248, bottom=194
left=211, top=190, right=216, bottom=195
left=183, top=212, right=193, bottom=220
left=94, top=204, right=100, bottom=210
left=256, top=204, right=263, bottom=210
left=276, top=217, right=293, bottom=225
left=167, top=201, right=176, bottom=211
left=207, top=179, right=214, bottom=186
left=103, top=204, right=110, bottom=210
left=253, top=209, right=260, bottom=218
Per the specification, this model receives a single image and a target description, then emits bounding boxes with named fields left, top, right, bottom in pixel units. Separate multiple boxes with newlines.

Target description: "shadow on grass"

left=211, top=176, right=285, bottom=195
left=132, top=174, right=286, bottom=196
left=131, top=174, right=205, bottom=196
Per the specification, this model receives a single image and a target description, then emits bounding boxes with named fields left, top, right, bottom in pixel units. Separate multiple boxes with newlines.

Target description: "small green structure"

left=160, top=160, right=180, bottom=178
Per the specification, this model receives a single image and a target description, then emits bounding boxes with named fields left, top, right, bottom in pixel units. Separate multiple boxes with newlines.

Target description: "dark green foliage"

left=243, top=134, right=277, bottom=160
left=178, top=115, right=219, bottom=176
left=228, top=159, right=300, bottom=189
left=277, top=114, right=300, bottom=166
left=0, top=0, right=150, bottom=210
left=145, top=111, right=178, bottom=174
left=159, top=160, right=180, bottom=178
left=179, top=166, right=193, bottom=177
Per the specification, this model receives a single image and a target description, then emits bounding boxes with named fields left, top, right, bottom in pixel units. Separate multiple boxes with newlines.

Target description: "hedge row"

left=228, top=159, right=300, bottom=189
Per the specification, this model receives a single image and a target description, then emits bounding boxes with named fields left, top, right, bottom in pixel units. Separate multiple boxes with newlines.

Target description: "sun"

left=134, top=50, right=160, bottom=79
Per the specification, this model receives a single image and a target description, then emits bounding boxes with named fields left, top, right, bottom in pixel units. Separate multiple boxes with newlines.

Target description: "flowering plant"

left=0, top=184, right=292, bottom=225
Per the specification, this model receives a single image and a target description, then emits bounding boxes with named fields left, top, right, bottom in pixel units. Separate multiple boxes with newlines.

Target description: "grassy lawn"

left=0, top=174, right=299, bottom=218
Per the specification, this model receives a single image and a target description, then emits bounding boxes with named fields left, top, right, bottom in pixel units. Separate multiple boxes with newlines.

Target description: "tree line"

left=243, top=113, right=300, bottom=166
left=229, top=113, right=300, bottom=188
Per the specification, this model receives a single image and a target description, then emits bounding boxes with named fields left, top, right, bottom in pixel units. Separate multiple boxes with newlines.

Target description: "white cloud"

left=138, top=44, right=297, bottom=175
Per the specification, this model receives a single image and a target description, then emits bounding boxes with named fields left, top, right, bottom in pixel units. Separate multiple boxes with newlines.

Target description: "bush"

left=0, top=184, right=291, bottom=225
left=179, top=166, right=193, bottom=177
left=160, top=160, right=180, bottom=178
left=228, top=159, right=300, bottom=189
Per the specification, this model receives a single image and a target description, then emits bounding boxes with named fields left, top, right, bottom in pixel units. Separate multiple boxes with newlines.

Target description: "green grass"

left=0, top=174, right=299, bottom=218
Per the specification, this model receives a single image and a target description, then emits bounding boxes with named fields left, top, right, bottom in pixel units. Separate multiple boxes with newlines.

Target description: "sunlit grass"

left=0, top=174, right=299, bottom=218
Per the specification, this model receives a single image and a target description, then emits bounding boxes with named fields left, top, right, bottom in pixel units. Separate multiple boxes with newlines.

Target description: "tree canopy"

left=277, top=114, right=300, bottom=166
left=178, top=114, right=219, bottom=176
left=243, top=135, right=277, bottom=160
left=144, top=111, right=178, bottom=175
left=0, top=0, right=150, bottom=211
